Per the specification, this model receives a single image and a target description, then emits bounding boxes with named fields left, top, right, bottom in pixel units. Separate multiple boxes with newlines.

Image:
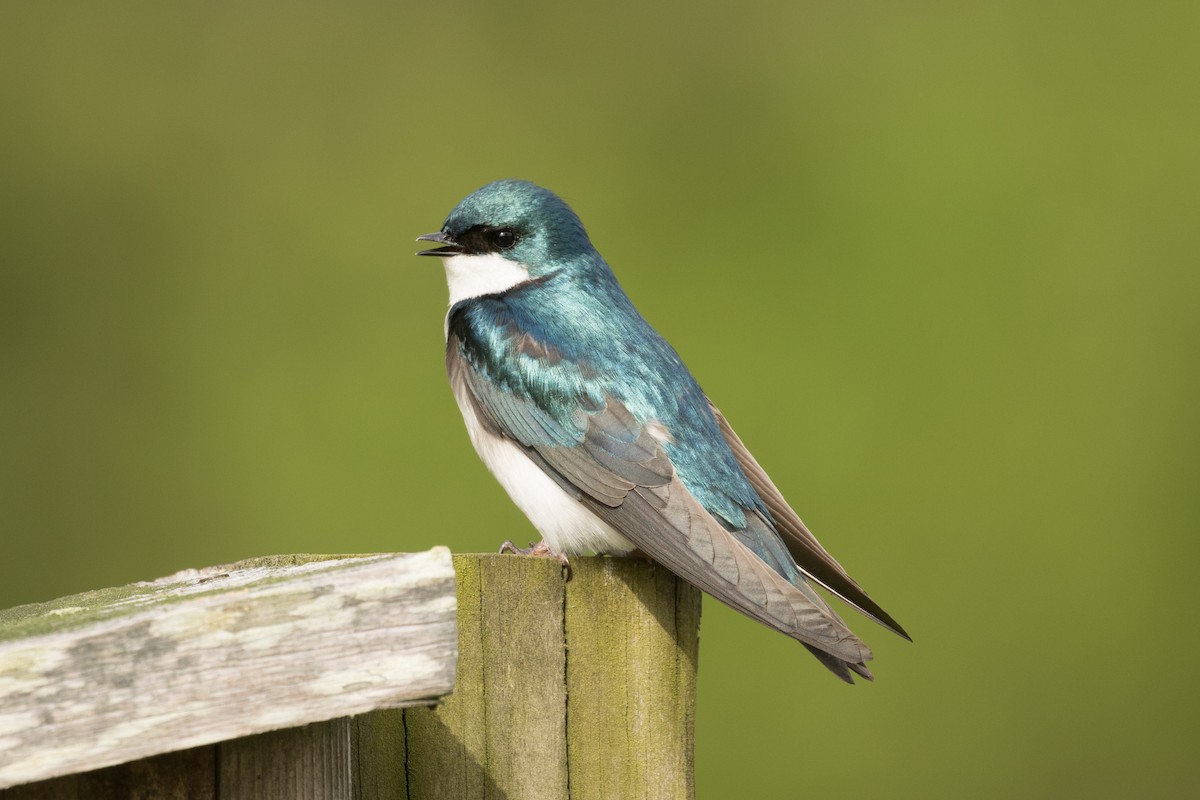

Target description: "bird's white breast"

left=448, top=364, right=636, bottom=556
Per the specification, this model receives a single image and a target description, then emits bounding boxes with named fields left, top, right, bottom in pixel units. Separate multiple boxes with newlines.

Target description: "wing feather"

left=583, top=480, right=871, bottom=665
left=707, top=399, right=910, bottom=640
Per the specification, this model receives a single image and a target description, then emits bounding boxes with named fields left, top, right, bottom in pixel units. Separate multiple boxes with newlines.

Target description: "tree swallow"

left=417, top=180, right=908, bottom=682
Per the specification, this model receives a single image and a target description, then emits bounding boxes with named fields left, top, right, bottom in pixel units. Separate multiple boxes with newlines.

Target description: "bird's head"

left=418, top=180, right=598, bottom=305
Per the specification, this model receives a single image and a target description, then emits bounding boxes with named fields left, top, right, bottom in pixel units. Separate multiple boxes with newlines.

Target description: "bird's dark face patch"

left=454, top=225, right=524, bottom=256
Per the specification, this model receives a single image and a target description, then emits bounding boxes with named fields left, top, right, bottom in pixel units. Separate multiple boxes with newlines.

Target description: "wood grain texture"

left=218, top=720, right=353, bottom=800
left=478, top=555, right=569, bottom=799
left=0, top=715, right=412, bottom=800
left=565, top=558, right=701, bottom=800
left=0, top=549, right=456, bottom=790
left=403, top=555, right=491, bottom=800
left=403, top=554, right=699, bottom=800
left=352, top=710, right=407, bottom=800
left=404, top=554, right=568, bottom=799
left=0, top=746, right=215, bottom=800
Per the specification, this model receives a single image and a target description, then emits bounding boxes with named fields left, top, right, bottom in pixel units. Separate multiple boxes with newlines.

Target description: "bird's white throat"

left=442, top=253, right=532, bottom=307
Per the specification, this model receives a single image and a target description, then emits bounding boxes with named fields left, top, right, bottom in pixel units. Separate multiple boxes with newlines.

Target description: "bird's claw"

left=498, top=540, right=572, bottom=579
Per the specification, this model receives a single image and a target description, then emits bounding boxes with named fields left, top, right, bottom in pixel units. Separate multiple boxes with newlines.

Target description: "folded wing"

left=708, top=399, right=910, bottom=640
left=449, top=332, right=875, bottom=679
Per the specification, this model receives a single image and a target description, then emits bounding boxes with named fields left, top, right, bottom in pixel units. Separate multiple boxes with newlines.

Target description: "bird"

left=417, top=179, right=908, bottom=682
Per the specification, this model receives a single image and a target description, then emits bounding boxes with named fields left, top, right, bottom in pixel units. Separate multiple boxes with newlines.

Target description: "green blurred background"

left=3, top=2, right=1197, bottom=797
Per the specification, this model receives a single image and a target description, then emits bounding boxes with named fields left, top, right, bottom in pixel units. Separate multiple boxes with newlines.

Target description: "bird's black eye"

left=492, top=229, right=517, bottom=249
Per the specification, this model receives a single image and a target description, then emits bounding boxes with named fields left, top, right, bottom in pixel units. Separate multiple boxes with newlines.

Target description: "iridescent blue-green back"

left=448, top=245, right=803, bottom=582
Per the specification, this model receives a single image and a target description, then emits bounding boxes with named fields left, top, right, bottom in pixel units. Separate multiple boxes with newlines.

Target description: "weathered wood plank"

left=0, top=746, right=215, bottom=800
left=403, top=554, right=699, bottom=800
left=403, top=555, right=489, bottom=800
left=218, top=720, right=353, bottom=800
left=0, top=713, right=414, bottom=800
left=351, top=710, right=407, bottom=800
left=565, top=558, right=701, bottom=800
left=0, top=549, right=456, bottom=790
left=478, top=555, right=569, bottom=799
left=404, top=555, right=568, bottom=799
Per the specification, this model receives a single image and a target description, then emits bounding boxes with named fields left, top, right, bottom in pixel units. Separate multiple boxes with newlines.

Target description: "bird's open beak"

left=416, top=231, right=465, bottom=257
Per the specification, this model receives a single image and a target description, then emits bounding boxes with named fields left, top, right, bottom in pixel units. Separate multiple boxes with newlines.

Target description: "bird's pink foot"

left=498, top=539, right=572, bottom=579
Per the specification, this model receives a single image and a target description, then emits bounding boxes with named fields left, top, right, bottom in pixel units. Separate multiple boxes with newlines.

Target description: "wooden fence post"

left=404, top=554, right=701, bottom=800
